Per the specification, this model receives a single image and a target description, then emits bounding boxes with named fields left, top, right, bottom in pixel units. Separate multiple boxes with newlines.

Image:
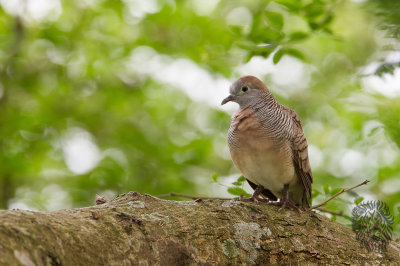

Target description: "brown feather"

left=281, top=106, right=313, bottom=207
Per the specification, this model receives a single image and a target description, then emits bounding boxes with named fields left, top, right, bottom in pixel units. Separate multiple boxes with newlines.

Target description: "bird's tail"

left=302, top=191, right=311, bottom=209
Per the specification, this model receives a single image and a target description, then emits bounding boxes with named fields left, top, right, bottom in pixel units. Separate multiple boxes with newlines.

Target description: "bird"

left=221, top=75, right=313, bottom=211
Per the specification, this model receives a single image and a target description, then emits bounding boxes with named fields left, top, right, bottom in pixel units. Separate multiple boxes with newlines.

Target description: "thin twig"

left=309, top=179, right=370, bottom=211
left=158, top=179, right=370, bottom=209
left=156, top=192, right=232, bottom=200
left=316, top=208, right=344, bottom=217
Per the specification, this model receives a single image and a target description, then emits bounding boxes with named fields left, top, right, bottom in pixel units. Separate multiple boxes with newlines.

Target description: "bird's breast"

left=227, top=110, right=296, bottom=196
left=228, top=108, right=275, bottom=149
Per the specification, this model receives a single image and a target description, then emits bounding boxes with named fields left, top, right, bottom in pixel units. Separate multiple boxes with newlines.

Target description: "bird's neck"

left=239, top=92, right=278, bottom=111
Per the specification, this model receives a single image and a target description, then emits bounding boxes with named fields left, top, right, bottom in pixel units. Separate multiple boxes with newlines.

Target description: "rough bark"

left=0, top=192, right=399, bottom=265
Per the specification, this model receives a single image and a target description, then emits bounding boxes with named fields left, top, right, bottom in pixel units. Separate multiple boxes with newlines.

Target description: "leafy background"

left=0, top=0, right=399, bottom=237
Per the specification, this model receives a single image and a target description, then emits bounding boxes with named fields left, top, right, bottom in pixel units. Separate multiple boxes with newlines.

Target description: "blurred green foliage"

left=0, top=0, right=399, bottom=236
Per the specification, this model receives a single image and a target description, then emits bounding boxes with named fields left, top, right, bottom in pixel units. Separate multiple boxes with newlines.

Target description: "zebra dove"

left=221, top=75, right=313, bottom=211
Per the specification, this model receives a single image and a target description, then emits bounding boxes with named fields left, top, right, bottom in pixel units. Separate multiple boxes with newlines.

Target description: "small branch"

left=309, top=179, right=370, bottom=211
left=156, top=192, right=232, bottom=200
left=316, top=208, right=344, bottom=216
left=158, top=179, right=370, bottom=210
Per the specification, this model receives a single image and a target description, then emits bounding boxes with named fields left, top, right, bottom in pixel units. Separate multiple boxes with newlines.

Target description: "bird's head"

left=221, top=75, right=274, bottom=108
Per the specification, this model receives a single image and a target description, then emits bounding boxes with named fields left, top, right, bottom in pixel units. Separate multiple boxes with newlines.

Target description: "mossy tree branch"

left=0, top=192, right=399, bottom=265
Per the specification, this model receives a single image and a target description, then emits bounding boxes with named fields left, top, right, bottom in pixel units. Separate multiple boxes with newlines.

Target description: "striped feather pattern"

left=227, top=91, right=313, bottom=208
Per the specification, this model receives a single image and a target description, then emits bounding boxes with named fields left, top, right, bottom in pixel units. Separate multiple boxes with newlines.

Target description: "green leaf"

left=228, top=25, right=243, bottom=36
left=237, top=176, right=246, bottom=182
left=249, top=44, right=276, bottom=59
left=232, top=175, right=246, bottom=186
left=320, top=14, right=334, bottom=27
left=273, top=48, right=284, bottom=64
left=395, top=208, right=400, bottom=225
left=323, top=184, right=331, bottom=195
left=274, top=0, right=301, bottom=12
left=311, top=188, right=321, bottom=198
left=250, top=27, right=284, bottom=43
left=309, top=22, right=319, bottom=30
left=285, top=48, right=305, bottom=61
left=265, top=11, right=284, bottom=31
left=289, top=32, right=309, bottom=41
left=234, top=40, right=256, bottom=50
left=264, top=28, right=285, bottom=42
left=322, top=27, right=333, bottom=34
left=227, top=187, right=249, bottom=197
left=343, top=215, right=352, bottom=221
left=375, top=63, right=398, bottom=76
left=211, top=173, right=218, bottom=182
left=354, top=197, right=364, bottom=205
left=303, top=3, right=325, bottom=18
left=330, top=188, right=342, bottom=196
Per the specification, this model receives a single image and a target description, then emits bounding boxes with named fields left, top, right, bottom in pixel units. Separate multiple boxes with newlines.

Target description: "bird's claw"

left=269, top=199, right=301, bottom=213
left=239, top=195, right=269, bottom=203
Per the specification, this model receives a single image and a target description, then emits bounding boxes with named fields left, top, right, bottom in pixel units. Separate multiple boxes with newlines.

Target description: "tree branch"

left=309, top=179, right=370, bottom=210
left=1, top=191, right=399, bottom=265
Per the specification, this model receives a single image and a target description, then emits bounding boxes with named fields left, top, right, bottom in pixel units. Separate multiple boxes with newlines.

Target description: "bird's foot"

left=239, top=195, right=269, bottom=203
left=269, top=199, right=301, bottom=212
left=238, top=184, right=269, bottom=203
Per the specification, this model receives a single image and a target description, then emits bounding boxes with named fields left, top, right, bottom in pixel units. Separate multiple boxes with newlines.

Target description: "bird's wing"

left=284, top=106, right=313, bottom=206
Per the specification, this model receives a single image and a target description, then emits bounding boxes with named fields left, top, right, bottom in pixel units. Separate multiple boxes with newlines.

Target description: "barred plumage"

left=222, top=75, right=313, bottom=210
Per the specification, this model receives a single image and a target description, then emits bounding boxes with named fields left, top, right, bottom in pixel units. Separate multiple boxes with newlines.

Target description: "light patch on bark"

left=234, top=222, right=272, bottom=264
left=263, top=227, right=272, bottom=237
left=175, top=201, right=197, bottom=206
left=292, top=237, right=305, bottom=251
left=14, top=250, right=35, bottom=266
left=128, top=201, right=145, bottom=208
left=138, top=259, right=149, bottom=266
left=390, top=243, right=400, bottom=252
left=222, top=200, right=242, bottom=208
left=222, top=238, right=238, bottom=258
left=141, top=212, right=169, bottom=222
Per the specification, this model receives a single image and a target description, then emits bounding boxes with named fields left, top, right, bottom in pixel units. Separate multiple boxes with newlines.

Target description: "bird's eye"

left=241, top=86, right=248, bottom=92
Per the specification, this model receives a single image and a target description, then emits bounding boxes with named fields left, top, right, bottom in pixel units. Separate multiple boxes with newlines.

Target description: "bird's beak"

left=221, top=95, right=235, bottom=105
